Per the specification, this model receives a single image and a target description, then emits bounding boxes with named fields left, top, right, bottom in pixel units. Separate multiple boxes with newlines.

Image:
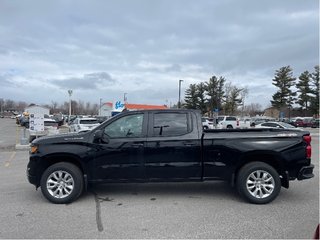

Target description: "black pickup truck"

left=27, top=109, right=314, bottom=204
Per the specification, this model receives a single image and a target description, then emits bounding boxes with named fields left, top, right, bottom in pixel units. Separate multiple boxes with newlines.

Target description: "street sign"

left=29, top=113, right=44, bottom=132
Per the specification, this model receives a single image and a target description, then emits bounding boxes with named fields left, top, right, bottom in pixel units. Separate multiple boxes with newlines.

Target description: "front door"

left=92, top=113, right=147, bottom=182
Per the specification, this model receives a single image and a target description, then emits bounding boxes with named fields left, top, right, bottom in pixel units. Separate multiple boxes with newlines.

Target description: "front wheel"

left=40, top=162, right=84, bottom=204
left=236, top=162, right=281, bottom=204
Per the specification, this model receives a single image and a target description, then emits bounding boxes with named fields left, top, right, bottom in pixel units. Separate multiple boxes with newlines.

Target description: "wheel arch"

left=231, top=151, right=288, bottom=187
left=36, top=153, right=85, bottom=186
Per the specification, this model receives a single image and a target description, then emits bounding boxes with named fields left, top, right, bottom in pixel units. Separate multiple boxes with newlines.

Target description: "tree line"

left=183, top=76, right=251, bottom=116
left=0, top=99, right=99, bottom=116
left=1, top=65, right=318, bottom=117
left=271, top=65, right=319, bottom=116
left=183, top=65, right=319, bottom=117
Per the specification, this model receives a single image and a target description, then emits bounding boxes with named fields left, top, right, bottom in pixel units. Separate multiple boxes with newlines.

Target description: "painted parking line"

left=4, top=151, right=16, bottom=167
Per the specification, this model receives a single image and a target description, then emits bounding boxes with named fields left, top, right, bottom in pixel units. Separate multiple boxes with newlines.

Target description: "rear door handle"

left=131, top=143, right=144, bottom=148
left=183, top=142, right=196, bottom=146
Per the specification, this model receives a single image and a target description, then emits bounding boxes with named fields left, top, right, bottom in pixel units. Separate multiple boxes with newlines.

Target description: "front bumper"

left=297, top=164, right=314, bottom=180
left=27, top=168, right=37, bottom=186
left=27, top=157, right=40, bottom=187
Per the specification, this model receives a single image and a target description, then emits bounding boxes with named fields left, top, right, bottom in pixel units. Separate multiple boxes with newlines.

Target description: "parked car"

left=201, top=117, right=214, bottom=130
left=69, top=117, right=100, bottom=133
left=20, top=115, right=30, bottom=128
left=217, top=116, right=239, bottom=129
left=238, top=117, right=252, bottom=129
left=311, top=119, right=319, bottom=128
left=255, top=122, right=302, bottom=130
left=250, top=117, right=275, bottom=127
left=301, top=117, right=314, bottom=127
left=27, top=109, right=314, bottom=204
left=52, top=113, right=64, bottom=126
left=95, top=116, right=109, bottom=124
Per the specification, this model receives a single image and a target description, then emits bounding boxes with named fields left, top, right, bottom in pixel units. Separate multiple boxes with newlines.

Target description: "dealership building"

left=99, top=101, right=168, bottom=117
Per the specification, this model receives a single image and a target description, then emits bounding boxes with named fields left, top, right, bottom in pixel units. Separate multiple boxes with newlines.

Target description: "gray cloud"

left=49, top=72, right=117, bottom=90
left=0, top=0, right=318, bottom=108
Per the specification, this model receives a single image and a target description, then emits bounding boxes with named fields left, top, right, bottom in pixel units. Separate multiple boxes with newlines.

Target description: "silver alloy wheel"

left=246, top=170, right=275, bottom=199
left=46, top=170, right=74, bottom=199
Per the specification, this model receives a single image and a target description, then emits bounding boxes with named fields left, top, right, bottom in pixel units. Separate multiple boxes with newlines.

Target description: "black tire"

left=236, top=162, right=281, bottom=204
left=40, top=162, right=84, bottom=204
left=203, top=126, right=209, bottom=130
left=226, top=125, right=233, bottom=129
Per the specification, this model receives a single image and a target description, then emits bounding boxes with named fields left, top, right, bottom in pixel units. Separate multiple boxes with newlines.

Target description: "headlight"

left=30, top=145, right=38, bottom=154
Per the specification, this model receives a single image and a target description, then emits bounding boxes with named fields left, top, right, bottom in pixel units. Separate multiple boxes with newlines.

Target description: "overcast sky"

left=0, top=0, right=319, bottom=108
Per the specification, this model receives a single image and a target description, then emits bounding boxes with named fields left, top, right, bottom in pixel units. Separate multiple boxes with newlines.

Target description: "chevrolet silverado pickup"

left=27, top=109, right=314, bottom=204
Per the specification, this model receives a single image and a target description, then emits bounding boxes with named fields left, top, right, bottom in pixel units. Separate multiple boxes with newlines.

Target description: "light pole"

left=124, top=93, right=127, bottom=104
left=99, top=98, right=102, bottom=116
left=178, top=80, right=183, bottom=108
left=68, top=90, right=73, bottom=125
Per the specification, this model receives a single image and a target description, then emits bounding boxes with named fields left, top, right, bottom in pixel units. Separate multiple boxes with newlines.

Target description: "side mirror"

left=93, top=130, right=109, bottom=144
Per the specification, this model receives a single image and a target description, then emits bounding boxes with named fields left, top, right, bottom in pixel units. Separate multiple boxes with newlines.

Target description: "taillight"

left=303, top=135, right=312, bottom=158
left=237, top=120, right=239, bottom=126
left=304, top=135, right=311, bottom=145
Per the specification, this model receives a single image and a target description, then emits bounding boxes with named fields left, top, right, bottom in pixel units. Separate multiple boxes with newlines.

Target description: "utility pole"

left=178, top=80, right=183, bottom=108
left=68, top=90, right=73, bottom=125
left=0, top=98, right=3, bottom=115
left=99, top=98, right=102, bottom=116
left=124, top=93, right=127, bottom=104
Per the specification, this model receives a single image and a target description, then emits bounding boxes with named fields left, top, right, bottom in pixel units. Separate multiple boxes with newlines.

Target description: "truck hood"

left=32, top=132, right=90, bottom=145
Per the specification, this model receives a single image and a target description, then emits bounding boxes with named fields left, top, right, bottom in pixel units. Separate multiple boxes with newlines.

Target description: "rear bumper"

left=297, top=164, right=314, bottom=180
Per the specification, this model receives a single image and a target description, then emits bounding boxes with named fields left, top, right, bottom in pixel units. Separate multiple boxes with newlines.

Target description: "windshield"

left=217, top=117, right=224, bottom=122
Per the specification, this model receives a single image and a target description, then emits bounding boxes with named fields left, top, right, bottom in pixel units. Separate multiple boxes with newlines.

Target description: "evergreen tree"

left=196, top=82, right=207, bottom=114
left=184, top=84, right=198, bottom=109
left=271, top=66, right=297, bottom=108
left=223, top=83, right=243, bottom=115
left=205, top=76, right=225, bottom=114
left=296, top=71, right=312, bottom=115
left=310, top=65, right=319, bottom=115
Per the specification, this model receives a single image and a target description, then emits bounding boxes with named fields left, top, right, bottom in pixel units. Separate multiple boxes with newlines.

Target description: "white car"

left=238, top=117, right=252, bottom=129
left=255, top=122, right=302, bottom=130
left=69, top=117, right=100, bottom=133
left=217, top=116, right=239, bottom=129
left=202, top=117, right=214, bottom=129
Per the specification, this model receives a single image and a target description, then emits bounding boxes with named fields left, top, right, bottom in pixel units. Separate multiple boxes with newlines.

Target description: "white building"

left=24, top=105, right=50, bottom=116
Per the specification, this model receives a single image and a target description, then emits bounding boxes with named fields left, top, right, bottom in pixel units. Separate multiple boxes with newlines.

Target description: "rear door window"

left=152, top=113, right=190, bottom=136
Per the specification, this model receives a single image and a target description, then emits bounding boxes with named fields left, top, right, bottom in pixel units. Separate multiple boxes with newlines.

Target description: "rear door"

left=145, top=111, right=201, bottom=181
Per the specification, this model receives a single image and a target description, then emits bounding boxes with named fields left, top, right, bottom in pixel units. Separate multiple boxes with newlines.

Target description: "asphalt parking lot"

left=0, top=117, right=319, bottom=239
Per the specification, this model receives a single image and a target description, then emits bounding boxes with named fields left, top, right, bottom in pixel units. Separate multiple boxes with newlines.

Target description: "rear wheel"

left=40, top=162, right=84, bottom=204
left=236, top=162, right=281, bottom=204
left=226, top=125, right=233, bottom=129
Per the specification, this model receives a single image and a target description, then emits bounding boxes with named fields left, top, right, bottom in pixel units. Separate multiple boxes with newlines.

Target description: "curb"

left=15, top=144, right=30, bottom=151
